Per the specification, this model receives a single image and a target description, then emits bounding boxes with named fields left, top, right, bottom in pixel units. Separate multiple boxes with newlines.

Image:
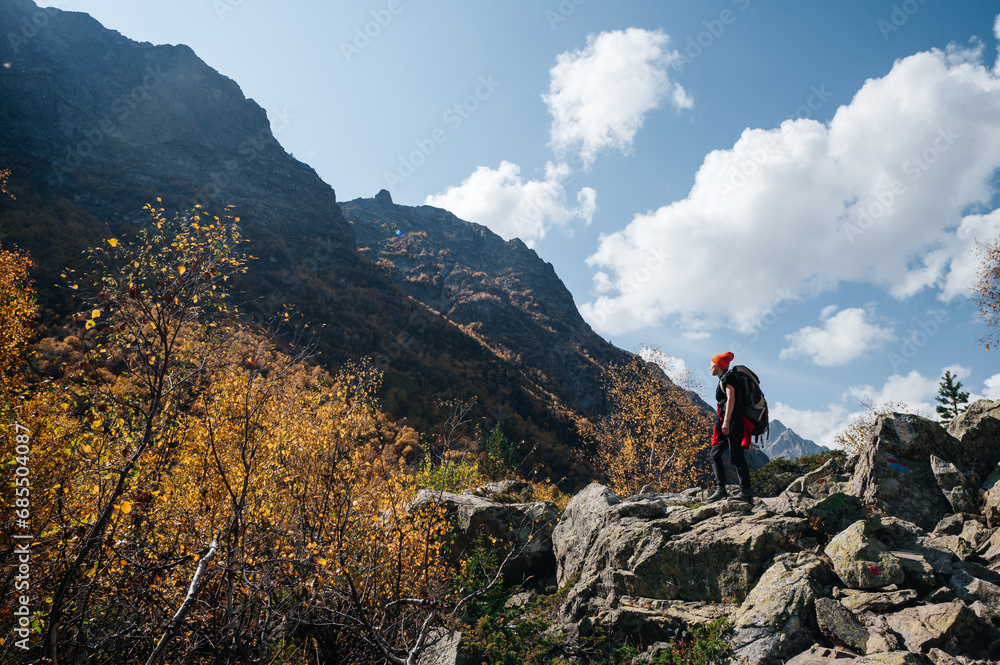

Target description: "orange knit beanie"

left=711, top=352, right=734, bottom=371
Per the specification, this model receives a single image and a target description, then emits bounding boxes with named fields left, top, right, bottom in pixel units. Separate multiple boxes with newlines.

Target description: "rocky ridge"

left=340, top=190, right=631, bottom=415
left=418, top=400, right=1000, bottom=665
left=1, top=0, right=702, bottom=489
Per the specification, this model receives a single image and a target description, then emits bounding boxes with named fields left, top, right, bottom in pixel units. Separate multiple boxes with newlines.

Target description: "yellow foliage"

left=833, top=398, right=917, bottom=455
left=0, top=245, right=37, bottom=401
left=586, top=345, right=712, bottom=495
left=0, top=204, right=457, bottom=663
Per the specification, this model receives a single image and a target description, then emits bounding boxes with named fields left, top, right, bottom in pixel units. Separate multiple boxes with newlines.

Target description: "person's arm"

left=722, top=384, right=736, bottom=435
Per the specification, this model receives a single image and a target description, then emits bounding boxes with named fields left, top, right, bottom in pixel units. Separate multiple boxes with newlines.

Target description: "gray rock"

left=825, top=521, right=906, bottom=589
left=946, top=399, right=1000, bottom=484
left=556, top=485, right=808, bottom=623
left=504, top=591, right=536, bottom=610
left=416, top=629, right=470, bottom=665
left=978, top=528, right=1000, bottom=561
left=891, top=550, right=938, bottom=593
left=849, top=415, right=962, bottom=531
left=816, top=597, right=869, bottom=651
left=982, top=488, right=1000, bottom=529
left=934, top=514, right=974, bottom=536
left=608, top=597, right=735, bottom=647
left=632, top=641, right=672, bottom=664
left=931, top=455, right=978, bottom=515
left=472, top=480, right=529, bottom=498
left=857, top=654, right=933, bottom=664
left=959, top=521, right=990, bottom=550
left=552, top=483, right=620, bottom=587
left=886, top=600, right=994, bottom=658
left=925, top=648, right=961, bottom=665
left=784, top=645, right=861, bottom=663
left=949, top=567, right=1000, bottom=609
left=870, top=517, right=956, bottom=577
left=785, top=647, right=931, bottom=664
left=925, top=587, right=957, bottom=603
left=409, top=489, right=559, bottom=584
left=865, top=615, right=907, bottom=654
left=730, top=552, right=826, bottom=665
left=838, top=588, right=918, bottom=613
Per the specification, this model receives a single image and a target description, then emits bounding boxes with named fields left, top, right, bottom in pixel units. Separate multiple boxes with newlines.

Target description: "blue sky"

left=34, top=0, right=1000, bottom=447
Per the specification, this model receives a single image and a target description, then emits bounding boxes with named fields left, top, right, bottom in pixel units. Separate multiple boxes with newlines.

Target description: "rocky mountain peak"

left=339, top=193, right=631, bottom=413
left=0, top=0, right=353, bottom=253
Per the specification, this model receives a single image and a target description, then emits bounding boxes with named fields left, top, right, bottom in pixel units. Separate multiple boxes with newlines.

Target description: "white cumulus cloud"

left=780, top=307, right=895, bottom=366
left=581, top=42, right=1000, bottom=335
left=424, top=161, right=596, bottom=247
left=984, top=373, right=1000, bottom=400
left=772, top=368, right=946, bottom=449
left=544, top=27, right=691, bottom=167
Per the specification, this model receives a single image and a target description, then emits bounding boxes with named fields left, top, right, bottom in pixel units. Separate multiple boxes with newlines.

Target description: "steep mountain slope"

left=0, top=0, right=718, bottom=488
left=341, top=190, right=631, bottom=415
left=0, top=0, right=610, bottom=485
left=761, top=419, right=827, bottom=460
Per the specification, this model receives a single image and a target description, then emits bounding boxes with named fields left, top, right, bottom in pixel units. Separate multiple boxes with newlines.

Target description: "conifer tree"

left=935, top=370, right=969, bottom=426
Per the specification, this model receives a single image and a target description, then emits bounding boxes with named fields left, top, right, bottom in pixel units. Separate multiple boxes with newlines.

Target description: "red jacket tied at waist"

left=711, top=404, right=753, bottom=449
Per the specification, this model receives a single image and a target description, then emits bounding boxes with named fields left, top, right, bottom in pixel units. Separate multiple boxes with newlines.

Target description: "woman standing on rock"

left=708, top=352, right=753, bottom=502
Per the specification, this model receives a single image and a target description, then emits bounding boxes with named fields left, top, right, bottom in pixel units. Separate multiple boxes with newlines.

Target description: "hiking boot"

left=706, top=487, right=728, bottom=502
left=733, top=488, right=754, bottom=502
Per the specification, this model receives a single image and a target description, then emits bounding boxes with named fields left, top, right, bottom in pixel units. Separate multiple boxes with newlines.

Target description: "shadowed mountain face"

left=0, top=0, right=718, bottom=489
left=0, top=0, right=353, bottom=255
left=340, top=190, right=632, bottom=415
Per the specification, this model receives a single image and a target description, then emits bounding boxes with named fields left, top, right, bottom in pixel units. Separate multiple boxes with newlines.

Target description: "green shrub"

left=751, top=450, right=847, bottom=497
left=480, top=425, right=516, bottom=481
left=651, top=617, right=733, bottom=665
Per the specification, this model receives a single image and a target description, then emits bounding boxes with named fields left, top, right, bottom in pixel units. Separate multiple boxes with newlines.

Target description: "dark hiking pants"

left=710, top=420, right=751, bottom=491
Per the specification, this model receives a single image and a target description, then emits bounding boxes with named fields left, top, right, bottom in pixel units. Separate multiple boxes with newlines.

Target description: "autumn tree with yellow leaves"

left=1, top=199, right=531, bottom=665
left=587, top=346, right=712, bottom=496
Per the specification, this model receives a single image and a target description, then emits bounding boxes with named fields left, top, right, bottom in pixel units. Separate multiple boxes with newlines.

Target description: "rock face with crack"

left=849, top=415, right=961, bottom=531
left=729, top=552, right=829, bottom=665
left=552, top=484, right=807, bottom=623
left=930, top=456, right=978, bottom=515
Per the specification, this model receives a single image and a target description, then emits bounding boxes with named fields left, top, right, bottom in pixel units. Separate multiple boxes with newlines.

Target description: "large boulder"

left=886, top=600, right=997, bottom=659
left=409, top=489, right=559, bottom=584
left=946, top=399, right=1000, bottom=484
left=948, top=564, right=1000, bottom=609
left=825, top=520, right=905, bottom=589
left=850, top=415, right=963, bottom=531
left=837, top=588, right=918, bottom=614
left=930, top=455, right=978, bottom=515
left=416, top=629, right=470, bottom=665
left=730, top=552, right=829, bottom=665
left=552, top=482, right=621, bottom=587
left=815, top=597, right=869, bottom=652
left=554, top=485, right=808, bottom=623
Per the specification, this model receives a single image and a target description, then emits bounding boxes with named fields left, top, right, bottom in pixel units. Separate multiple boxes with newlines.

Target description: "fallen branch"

left=145, top=539, right=219, bottom=665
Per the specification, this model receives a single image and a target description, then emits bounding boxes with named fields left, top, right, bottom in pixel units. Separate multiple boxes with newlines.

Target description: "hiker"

left=707, top=352, right=753, bottom=502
